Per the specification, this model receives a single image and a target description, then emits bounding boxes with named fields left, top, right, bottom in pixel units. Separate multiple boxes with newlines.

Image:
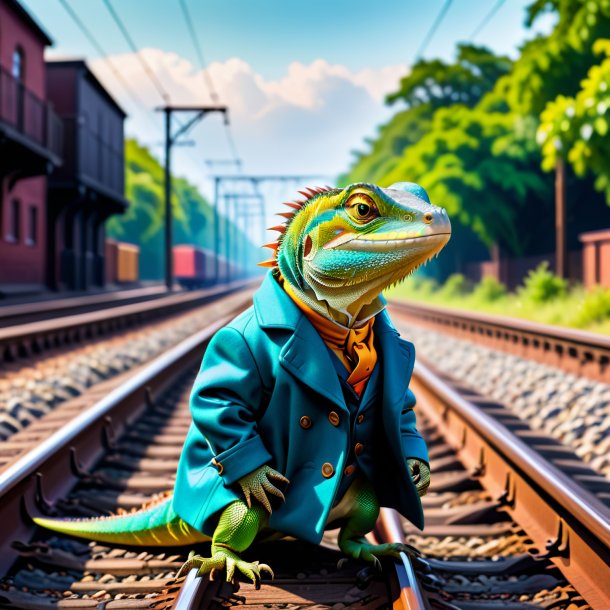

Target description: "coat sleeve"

left=189, top=325, right=273, bottom=485
left=399, top=388, right=429, bottom=465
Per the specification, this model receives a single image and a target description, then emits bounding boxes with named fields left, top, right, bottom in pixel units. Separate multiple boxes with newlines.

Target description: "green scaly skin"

left=34, top=182, right=450, bottom=588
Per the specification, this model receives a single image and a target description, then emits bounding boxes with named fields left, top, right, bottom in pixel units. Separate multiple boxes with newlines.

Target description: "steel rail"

left=0, top=279, right=256, bottom=361
left=173, top=569, right=206, bottom=610
left=0, top=285, right=168, bottom=325
left=376, top=509, right=428, bottom=610
left=411, top=360, right=610, bottom=609
left=0, top=316, right=229, bottom=498
left=389, top=299, right=610, bottom=382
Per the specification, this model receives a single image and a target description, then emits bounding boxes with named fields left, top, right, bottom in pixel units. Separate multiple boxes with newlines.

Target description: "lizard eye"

left=345, top=193, right=379, bottom=224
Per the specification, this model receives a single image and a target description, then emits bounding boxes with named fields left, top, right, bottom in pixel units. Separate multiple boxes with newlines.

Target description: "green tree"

left=342, top=44, right=512, bottom=186
left=538, top=39, right=610, bottom=203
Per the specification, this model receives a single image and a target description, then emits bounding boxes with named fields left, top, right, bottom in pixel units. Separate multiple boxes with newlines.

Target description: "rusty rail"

left=411, top=360, right=610, bottom=610
left=389, top=299, right=610, bottom=382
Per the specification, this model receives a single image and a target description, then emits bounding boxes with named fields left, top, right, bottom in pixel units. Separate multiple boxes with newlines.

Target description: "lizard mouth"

left=332, top=232, right=451, bottom=252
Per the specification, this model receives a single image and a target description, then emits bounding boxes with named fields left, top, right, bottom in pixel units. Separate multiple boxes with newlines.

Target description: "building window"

left=26, top=206, right=37, bottom=246
left=12, top=47, right=24, bottom=82
left=6, top=199, right=20, bottom=243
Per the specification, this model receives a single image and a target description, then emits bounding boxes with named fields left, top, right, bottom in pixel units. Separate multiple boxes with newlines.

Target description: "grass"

left=386, top=264, right=610, bottom=336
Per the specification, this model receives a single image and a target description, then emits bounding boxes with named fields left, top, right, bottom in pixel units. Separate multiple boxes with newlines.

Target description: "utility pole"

left=157, top=105, right=227, bottom=290
left=555, top=157, right=567, bottom=279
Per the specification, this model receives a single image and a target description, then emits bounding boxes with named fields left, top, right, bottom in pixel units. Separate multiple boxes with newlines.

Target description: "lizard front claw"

left=177, top=549, right=274, bottom=589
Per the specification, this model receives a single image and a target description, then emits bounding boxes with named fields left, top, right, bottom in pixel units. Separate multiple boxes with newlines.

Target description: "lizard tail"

left=33, top=493, right=209, bottom=546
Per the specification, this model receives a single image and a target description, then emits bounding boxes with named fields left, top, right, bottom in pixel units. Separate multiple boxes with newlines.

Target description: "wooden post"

left=555, top=157, right=567, bottom=278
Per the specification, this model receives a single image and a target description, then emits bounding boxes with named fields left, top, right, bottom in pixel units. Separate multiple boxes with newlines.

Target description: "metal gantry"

left=211, top=174, right=331, bottom=283
left=223, top=193, right=266, bottom=283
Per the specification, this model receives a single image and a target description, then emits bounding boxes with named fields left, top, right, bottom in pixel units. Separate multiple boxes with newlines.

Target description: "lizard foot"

left=339, top=539, right=422, bottom=570
left=177, top=549, right=273, bottom=589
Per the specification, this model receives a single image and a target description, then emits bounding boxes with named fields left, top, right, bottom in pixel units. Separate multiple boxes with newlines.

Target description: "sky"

left=21, top=0, right=555, bottom=225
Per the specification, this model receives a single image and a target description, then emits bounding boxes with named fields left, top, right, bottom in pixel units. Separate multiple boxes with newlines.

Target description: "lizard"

left=34, top=181, right=451, bottom=588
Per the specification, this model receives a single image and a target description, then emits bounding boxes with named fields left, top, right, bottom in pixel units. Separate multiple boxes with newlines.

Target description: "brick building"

left=0, top=0, right=62, bottom=294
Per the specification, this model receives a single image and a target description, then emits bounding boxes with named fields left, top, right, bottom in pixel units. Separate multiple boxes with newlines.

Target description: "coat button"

left=357, top=414, right=364, bottom=424
left=300, top=416, right=312, bottom=429
left=344, top=464, right=355, bottom=476
left=321, top=463, right=335, bottom=478
left=354, top=442, right=364, bottom=456
left=328, top=411, right=340, bottom=426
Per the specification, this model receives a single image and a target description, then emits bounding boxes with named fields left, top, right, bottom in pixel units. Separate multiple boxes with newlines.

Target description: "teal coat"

left=173, top=272, right=428, bottom=544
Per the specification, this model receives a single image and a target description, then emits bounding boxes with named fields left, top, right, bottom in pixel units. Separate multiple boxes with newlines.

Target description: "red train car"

left=173, top=244, right=241, bottom=288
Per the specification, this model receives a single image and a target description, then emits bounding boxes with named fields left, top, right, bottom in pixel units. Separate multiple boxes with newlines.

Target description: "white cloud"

left=89, top=49, right=407, bottom=228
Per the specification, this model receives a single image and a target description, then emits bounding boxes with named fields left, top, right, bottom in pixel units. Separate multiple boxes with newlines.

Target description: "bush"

left=472, top=276, right=507, bottom=302
left=401, top=274, right=439, bottom=296
left=439, top=273, right=472, bottom=298
left=518, top=262, right=567, bottom=303
left=571, top=287, right=610, bottom=327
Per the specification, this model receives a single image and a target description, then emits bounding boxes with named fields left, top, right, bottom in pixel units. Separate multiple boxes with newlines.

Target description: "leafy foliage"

left=472, top=276, right=507, bottom=302
left=342, top=42, right=552, bottom=258
left=438, top=273, right=472, bottom=298
left=572, top=286, right=610, bottom=326
left=387, top=269, right=610, bottom=334
left=538, top=39, right=610, bottom=203
left=517, top=261, right=568, bottom=303
left=343, top=0, right=610, bottom=270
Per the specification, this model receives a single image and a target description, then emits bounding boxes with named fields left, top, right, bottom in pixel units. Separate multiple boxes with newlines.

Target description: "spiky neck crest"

left=260, top=182, right=451, bottom=328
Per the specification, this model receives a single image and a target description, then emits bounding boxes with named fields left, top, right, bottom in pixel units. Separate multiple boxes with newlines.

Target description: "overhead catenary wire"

left=469, top=0, right=507, bottom=41
left=178, top=0, right=219, bottom=103
left=57, top=0, right=162, bottom=133
left=414, top=0, right=454, bottom=61
left=102, top=0, right=172, bottom=105
left=177, top=0, right=243, bottom=171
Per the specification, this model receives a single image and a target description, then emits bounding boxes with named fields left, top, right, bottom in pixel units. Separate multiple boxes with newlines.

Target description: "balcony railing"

left=58, top=116, right=124, bottom=200
left=0, top=65, right=63, bottom=161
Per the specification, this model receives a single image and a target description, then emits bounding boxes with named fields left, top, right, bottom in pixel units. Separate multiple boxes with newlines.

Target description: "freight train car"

left=173, top=244, right=241, bottom=288
left=105, top=239, right=140, bottom=285
left=116, top=243, right=139, bottom=284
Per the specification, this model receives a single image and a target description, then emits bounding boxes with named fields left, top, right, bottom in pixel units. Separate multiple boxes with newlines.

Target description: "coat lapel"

left=254, top=272, right=347, bottom=412
left=279, top=317, right=347, bottom=411
left=375, top=310, right=415, bottom=413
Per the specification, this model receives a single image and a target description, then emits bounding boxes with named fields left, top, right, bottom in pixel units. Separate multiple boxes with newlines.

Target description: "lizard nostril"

left=423, top=212, right=433, bottom=224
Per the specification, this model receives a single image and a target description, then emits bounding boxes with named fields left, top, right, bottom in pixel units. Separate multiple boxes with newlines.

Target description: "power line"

left=102, top=0, right=171, bottom=105
left=469, top=0, right=507, bottom=41
left=57, top=0, right=161, bottom=132
left=415, top=0, right=454, bottom=61
left=178, top=0, right=219, bottom=103
left=177, top=0, right=243, bottom=171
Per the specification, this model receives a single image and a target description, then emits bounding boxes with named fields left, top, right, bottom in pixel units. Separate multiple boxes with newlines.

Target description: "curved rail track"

left=0, top=280, right=255, bottom=363
left=389, top=299, right=610, bottom=383
left=0, top=299, right=606, bottom=608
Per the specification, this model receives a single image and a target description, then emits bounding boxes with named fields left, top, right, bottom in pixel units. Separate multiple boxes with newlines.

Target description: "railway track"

left=389, top=299, right=610, bottom=384
left=0, top=285, right=169, bottom=328
left=0, top=300, right=606, bottom=608
left=403, top=361, right=610, bottom=609
left=0, top=279, right=256, bottom=364
left=0, top=299, right=412, bottom=610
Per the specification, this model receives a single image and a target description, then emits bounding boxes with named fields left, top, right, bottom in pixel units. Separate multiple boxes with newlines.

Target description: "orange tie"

left=280, top=277, right=377, bottom=397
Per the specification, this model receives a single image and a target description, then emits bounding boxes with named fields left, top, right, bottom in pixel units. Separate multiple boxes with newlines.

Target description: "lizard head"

left=261, top=182, right=451, bottom=322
